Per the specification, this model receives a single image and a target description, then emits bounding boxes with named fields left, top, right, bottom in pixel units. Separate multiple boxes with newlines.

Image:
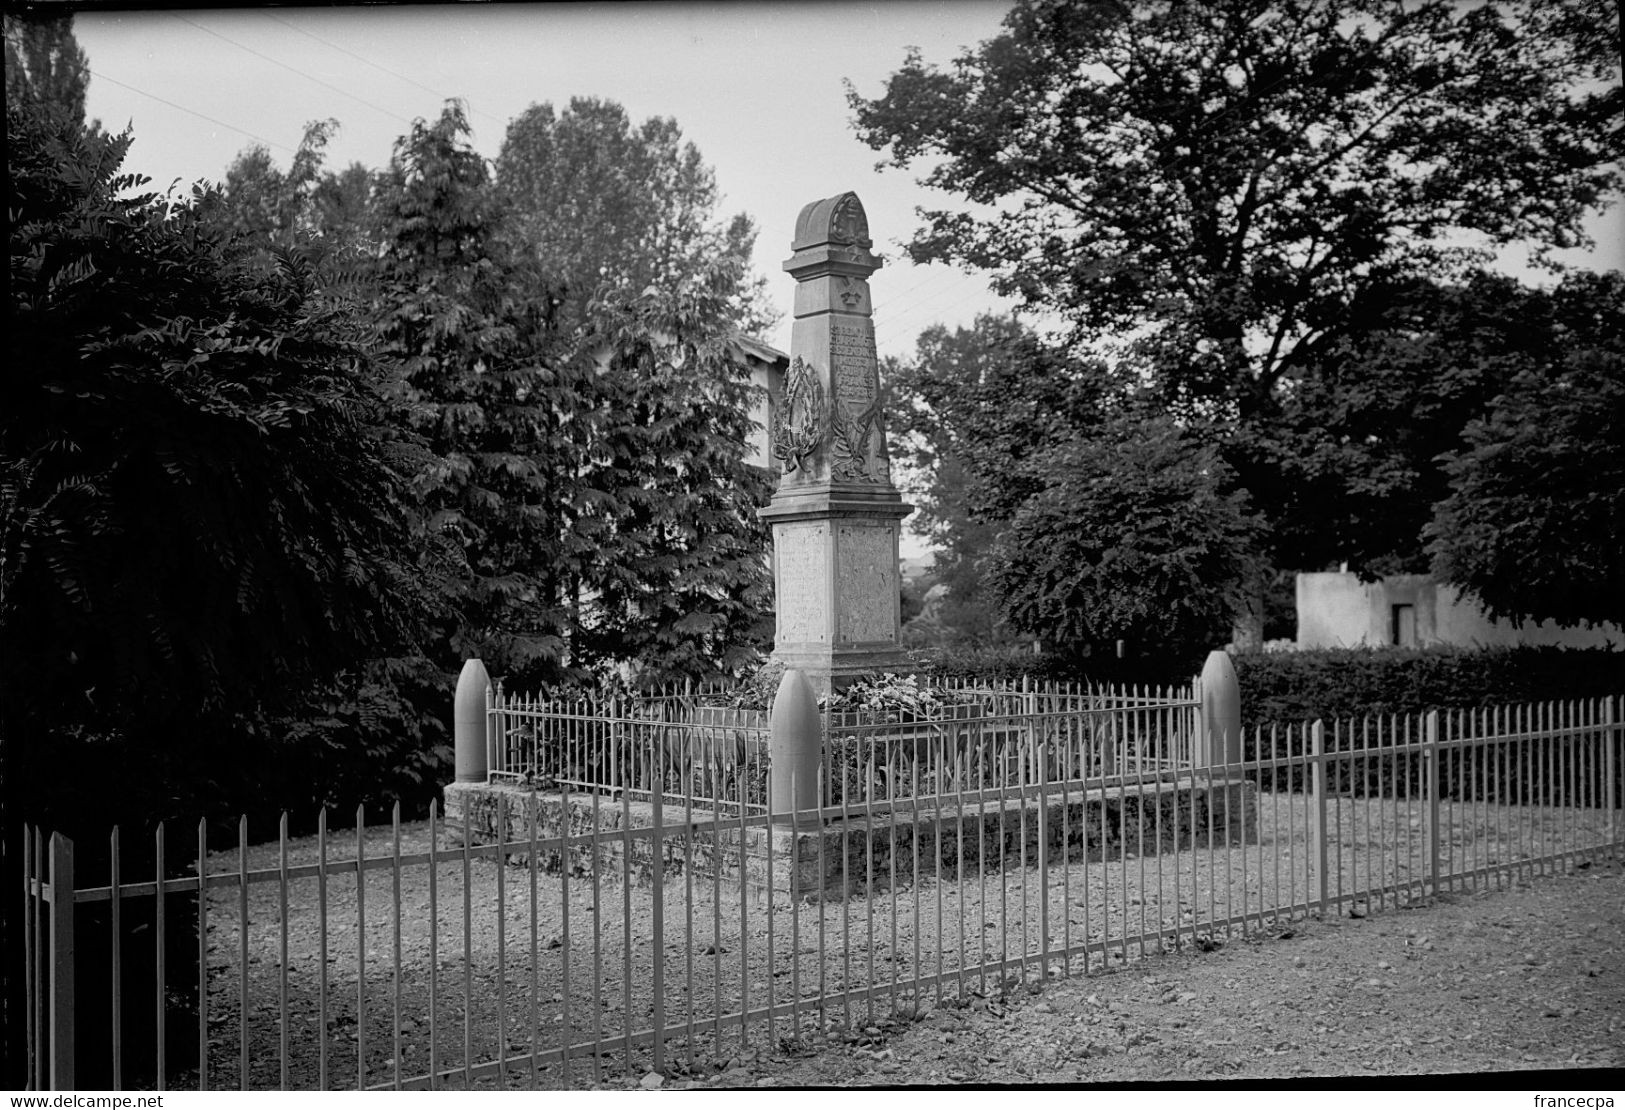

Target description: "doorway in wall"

left=1391, top=602, right=1417, bottom=647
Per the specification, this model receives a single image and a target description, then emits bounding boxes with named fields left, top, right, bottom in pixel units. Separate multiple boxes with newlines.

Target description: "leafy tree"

left=197, top=102, right=779, bottom=688
left=366, top=102, right=584, bottom=685
left=3, top=100, right=441, bottom=815
left=185, top=121, right=467, bottom=813
left=3, top=11, right=92, bottom=131
left=495, top=97, right=774, bottom=334
left=890, top=314, right=1110, bottom=643
left=986, top=414, right=1264, bottom=651
left=374, top=103, right=777, bottom=684
left=1257, top=271, right=1607, bottom=576
left=857, top=0, right=1622, bottom=638
left=573, top=261, right=775, bottom=680
left=200, top=120, right=380, bottom=284
left=1425, top=277, right=1625, bottom=627
left=3, top=76, right=450, bottom=1092
left=897, top=315, right=1109, bottom=528
left=851, top=0, right=1619, bottom=428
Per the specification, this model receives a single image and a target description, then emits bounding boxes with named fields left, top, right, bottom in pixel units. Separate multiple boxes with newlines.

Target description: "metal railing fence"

left=21, top=694, right=1621, bottom=1091
left=486, top=687, right=771, bottom=814
left=484, top=677, right=1200, bottom=812
left=823, top=682, right=1199, bottom=808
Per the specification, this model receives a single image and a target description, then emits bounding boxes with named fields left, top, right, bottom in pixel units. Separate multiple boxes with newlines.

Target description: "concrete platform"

left=444, top=775, right=1256, bottom=902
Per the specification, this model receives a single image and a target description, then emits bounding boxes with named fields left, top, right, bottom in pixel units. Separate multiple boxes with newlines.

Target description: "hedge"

left=907, top=643, right=1623, bottom=720
left=1230, top=645, right=1623, bottom=730
left=906, top=643, right=1209, bottom=690
left=1223, top=647, right=1622, bottom=802
left=905, top=645, right=1621, bottom=803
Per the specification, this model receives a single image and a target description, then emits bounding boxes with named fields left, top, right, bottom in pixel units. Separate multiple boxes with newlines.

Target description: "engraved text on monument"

left=776, top=522, right=828, bottom=644
left=836, top=524, right=897, bottom=644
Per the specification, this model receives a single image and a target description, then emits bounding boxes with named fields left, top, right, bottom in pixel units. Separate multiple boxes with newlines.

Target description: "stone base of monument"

left=444, top=778, right=1256, bottom=903
left=770, top=778, right=1257, bottom=902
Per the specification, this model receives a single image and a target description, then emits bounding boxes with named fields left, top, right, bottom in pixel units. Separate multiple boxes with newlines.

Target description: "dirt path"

left=666, top=855, right=1625, bottom=1088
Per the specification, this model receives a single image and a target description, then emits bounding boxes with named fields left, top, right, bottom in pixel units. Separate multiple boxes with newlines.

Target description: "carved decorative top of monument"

left=784, top=192, right=882, bottom=277
left=772, top=190, right=893, bottom=489
left=792, top=192, right=872, bottom=250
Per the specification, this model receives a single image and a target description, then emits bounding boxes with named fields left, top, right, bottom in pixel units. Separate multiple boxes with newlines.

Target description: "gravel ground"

left=193, top=794, right=1621, bottom=1090
left=724, top=855, right=1624, bottom=1088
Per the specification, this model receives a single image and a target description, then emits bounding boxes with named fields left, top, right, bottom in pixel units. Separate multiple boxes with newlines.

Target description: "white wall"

left=744, top=358, right=780, bottom=471
left=735, top=337, right=787, bottom=473
left=1296, top=572, right=1622, bottom=650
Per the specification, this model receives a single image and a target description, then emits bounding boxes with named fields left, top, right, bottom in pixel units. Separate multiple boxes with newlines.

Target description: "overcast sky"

left=75, top=1, right=1029, bottom=363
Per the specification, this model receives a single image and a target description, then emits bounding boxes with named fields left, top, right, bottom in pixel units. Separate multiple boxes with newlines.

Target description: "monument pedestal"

left=761, top=486, right=912, bottom=694
left=763, top=192, right=912, bottom=696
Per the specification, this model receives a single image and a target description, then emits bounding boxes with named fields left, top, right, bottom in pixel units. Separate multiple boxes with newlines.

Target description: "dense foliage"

left=1232, top=647, right=1624, bottom=729
left=1268, top=271, right=1625, bottom=579
left=889, top=315, right=1107, bottom=645
left=852, top=0, right=1617, bottom=422
left=3, top=90, right=440, bottom=1089
left=905, top=643, right=1213, bottom=690
left=988, top=415, right=1264, bottom=652
left=862, top=0, right=1622, bottom=648
left=4, top=12, right=92, bottom=131
left=893, top=644, right=1624, bottom=727
left=575, top=264, right=776, bottom=679
left=365, top=104, right=583, bottom=685
left=4, top=26, right=783, bottom=845
left=201, top=102, right=778, bottom=692
left=495, top=96, right=773, bottom=334
left=1426, top=315, right=1625, bottom=628
left=200, top=118, right=377, bottom=285
left=4, top=101, right=442, bottom=820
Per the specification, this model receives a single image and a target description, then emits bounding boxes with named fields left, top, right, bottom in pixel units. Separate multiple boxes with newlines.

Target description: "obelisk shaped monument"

left=761, top=192, right=912, bottom=693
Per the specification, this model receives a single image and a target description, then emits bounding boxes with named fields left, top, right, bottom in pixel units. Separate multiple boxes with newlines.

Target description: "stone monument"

left=761, top=192, right=912, bottom=693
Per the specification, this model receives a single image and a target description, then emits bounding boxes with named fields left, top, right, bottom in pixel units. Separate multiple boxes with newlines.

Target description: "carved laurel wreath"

left=772, top=356, right=825, bottom=473
left=830, top=395, right=882, bottom=482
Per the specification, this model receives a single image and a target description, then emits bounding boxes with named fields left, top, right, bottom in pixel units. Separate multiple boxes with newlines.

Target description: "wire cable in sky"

left=169, top=12, right=415, bottom=129
left=880, top=271, right=1027, bottom=344
left=877, top=265, right=959, bottom=309
left=262, top=11, right=508, bottom=131
left=873, top=263, right=964, bottom=315
left=88, top=68, right=297, bottom=157
left=880, top=270, right=972, bottom=323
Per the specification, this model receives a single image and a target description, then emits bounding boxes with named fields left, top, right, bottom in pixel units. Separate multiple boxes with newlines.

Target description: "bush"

left=1232, top=645, right=1623, bottom=730
left=1231, top=646, right=1622, bottom=802
left=908, top=643, right=1211, bottom=690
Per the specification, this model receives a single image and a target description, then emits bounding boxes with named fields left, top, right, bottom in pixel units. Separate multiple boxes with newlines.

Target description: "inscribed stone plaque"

left=836, top=523, right=897, bottom=644
left=829, top=321, right=878, bottom=407
left=775, top=521, right=828, bottom=644
left=827, top=321, right=890, bottom=483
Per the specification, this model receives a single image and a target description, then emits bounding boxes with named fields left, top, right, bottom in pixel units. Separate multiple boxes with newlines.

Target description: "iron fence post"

left=1607, top=697, right=1619, bottom=848
left=1426, top=711, right=1441, bottom=898
left=48, top=833, right=74, bottom=1092
left=1310, top=721, right=1329, bottom=917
